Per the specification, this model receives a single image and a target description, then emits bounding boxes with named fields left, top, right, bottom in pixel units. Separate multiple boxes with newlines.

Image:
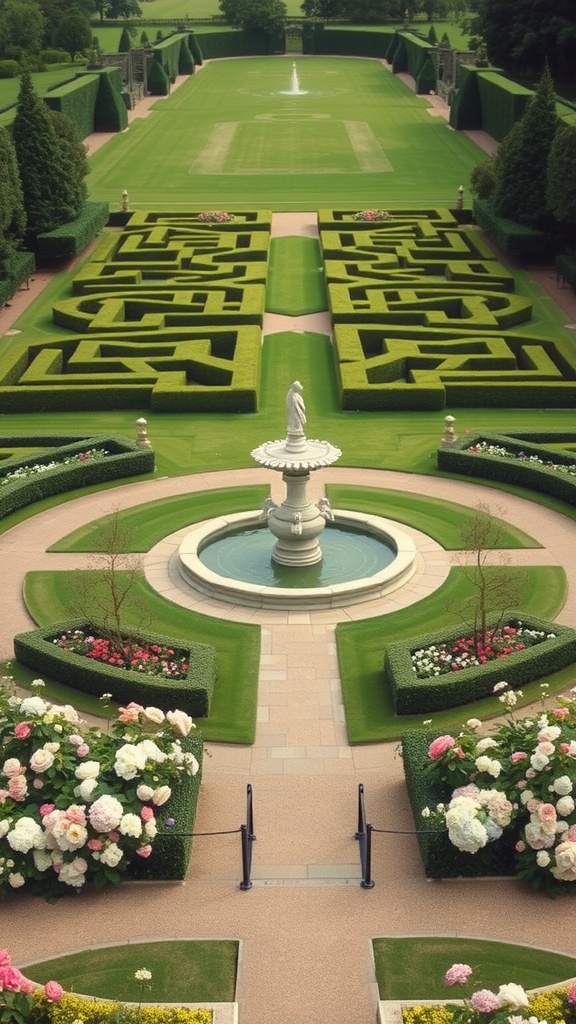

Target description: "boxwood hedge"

left=0, top=434, right=154, bottom=519
left=437, top=431, right=576, bottom=505
left=385, top=612, right=576, bottom=714
left=13, top=618, right=216, bottom=719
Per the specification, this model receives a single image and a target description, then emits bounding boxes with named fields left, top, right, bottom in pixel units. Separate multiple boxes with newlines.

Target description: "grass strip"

left=266, top=236, right=327, bottom=315
left=336, top=565, right=568, bottom=743
left=48, top=486, right=269, bottom=552
left=372, top=937, right=576, bottom=1000
left=325, top=485, right=540, bottom=549
left=22, top=571, right=260, bottom=744
left=24, top=940, right=238, bottom=1003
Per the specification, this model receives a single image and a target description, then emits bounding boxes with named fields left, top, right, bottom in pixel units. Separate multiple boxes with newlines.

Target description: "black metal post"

left=239, top=783, right=255, bottom=890
left=361, top=823, right=375, bottom=889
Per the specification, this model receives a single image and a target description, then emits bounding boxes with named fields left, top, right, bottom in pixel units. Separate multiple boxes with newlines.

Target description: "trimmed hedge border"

left=385, top=611, right=576, bottom=714
left=36, top=202, right=110, bottom=261
left=0, top=434, right=154, bottom=519
left=473, top=198, right=554, bottom=260
left=401, top=728, right=517, bottom=878
left=437, top=430, right=576, bottom=505
left=0, top=250, right=35, bottom=306
left=13, top=618, right=216, bottom=719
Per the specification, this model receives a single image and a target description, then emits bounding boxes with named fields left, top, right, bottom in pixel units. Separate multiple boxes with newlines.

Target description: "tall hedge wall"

left=307, top=26, right=393, bottom=57
left=476, top=71, right=532, bottom=141
left=191, top=28, right=269, bottom=58
left=90, top=66, right=128, bottom=132
left=43, top=74, right=100, bottom=140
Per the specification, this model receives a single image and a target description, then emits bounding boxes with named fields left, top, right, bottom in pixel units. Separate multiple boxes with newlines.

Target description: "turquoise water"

left=199, top=522, right=395, bottom=588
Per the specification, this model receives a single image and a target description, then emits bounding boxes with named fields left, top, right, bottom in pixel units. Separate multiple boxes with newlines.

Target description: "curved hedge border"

left=0, top=434, right=154, bottom=519
left=13, top=618, right=216, bottom=719
left=401, top=728, right=516, bottom=878
left=437, top=430, right=576, bottom=506
left=385, top=611, right=576, bottom=714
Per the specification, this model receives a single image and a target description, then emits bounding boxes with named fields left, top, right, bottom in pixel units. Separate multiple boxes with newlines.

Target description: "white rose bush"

left=0, top=687, right=200, bottom=900
left=420, top=685, right=576, bottom=896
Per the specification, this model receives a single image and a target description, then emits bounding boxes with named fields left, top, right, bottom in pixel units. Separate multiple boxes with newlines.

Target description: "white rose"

left=475, top=737, right=499, bottom=752
left=551, top=840, right=576, bottom=882
left=530, top=753, right=550, bottom=771
left=136, top=784, right=154, bottom=802
left=100, top=843, right=123, bottom=868
left=520, top=789, right=534, bottom=805
left=553, top=775, right=573, bottom=796
left=7, top=817, right=42, bottom=853
left=33, top=849, right=53, bottom=872
left=151, top=785, right=171, bottom=806
left=536, top=851, right=551, bottom=867
left=143, top=707, right=165, bottom=725
left=466, top=719, right=482, bottom=730
left=8, top=872, right=25, bottom=888
left=166, top=710, right=194, bottom=737
left=114, top=744, right=146, bottom=781
left=59, top=823, right=88, bottom=852
left=20, top=696, right=48, bottom=716
left=144, top=819, right=157, bottom=839
left=77, top=778, right=98, bottom=802
left=538, top=726, right=561, bottom=742
left=119, top=813, right=143, bottom=838
left=497, top=984, right=529, bottom=1008
left=137, top=739, right=167, bottom=764
left=0, top=820, right=9, bottom=839
left=448, top=816, right=488, bottom=854
left=556, top=796, right=575, bottom=817
left=3, top=757, right=23, bottom=777
left=59, top=856, right=88, bottom=887
left=75, top=761, right=100, bottom=781
left=44, top=742, right=60, bottom=753
left=29, top=748, right=55, bottom=773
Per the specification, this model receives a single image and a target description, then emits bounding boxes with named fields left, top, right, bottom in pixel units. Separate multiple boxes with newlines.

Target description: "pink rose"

left=538, top=803, right=557, bottom=823
left=560, top=743, right=571, bottom=753
left=511, top=752, right=527, bottom=762
left=0, top=950, right=12, bottom=967
left=566, top=984, right=576, bottom=1005
left=141, top=807, right=154, bottom=822
left=14, top=723, right=31, bottom=739
left=8, top=775, right=27, bottom=801
left=552, top=708, right=569, bottom=718
left=428, top=735, right=456, bottom=760
left=39, top=803, right=55, bottom=816
left=44, top=981, right=64, bottom=1002
left=108, top=831, right=120, bottom=842
left=65, top=805, right=86, bottom=825
left=444, top=964, right=473, bottom=986
left=87, top=839, right=103, bottom=851
left=76, top=744, right=90, bottom=757
left=0, top=965, right=35, bottom=994
left=136, top=844, right=152, bottom=858
left=515, top=840, right=526, bottom=852
left=118, top=702, right=144, bottom=724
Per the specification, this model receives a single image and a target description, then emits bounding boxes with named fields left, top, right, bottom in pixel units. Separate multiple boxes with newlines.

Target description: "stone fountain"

left=251, top=381, right=341, bottom=566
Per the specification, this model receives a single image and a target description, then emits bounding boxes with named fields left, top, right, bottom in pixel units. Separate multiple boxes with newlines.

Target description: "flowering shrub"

left=421, top=685, right=576, bottom=895
left=0, top=686, right=199, bottom=900
left=402, top=965, right=576, bottom=1024
left=352, top=209, right=390, bottom=221
left=0, top=450, right=109, bottom=488
left=0, top=948, right=63, bottom=1024
left=51, top=629, right=189, bottom=680
left=412, top=624, right=556, bottom=678
left=466, top=441, right=576, bottom=477
left=195, top=212, right=234, bottom=222
left=35, top=991, right=213, bottom=1024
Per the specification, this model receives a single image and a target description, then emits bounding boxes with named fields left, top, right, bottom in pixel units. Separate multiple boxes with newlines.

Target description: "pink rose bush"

left=0, top=948, right=62, bottom=1024
left=421, top=685, right=576, bottom=896
left=0, top=687, right=200, bottom=901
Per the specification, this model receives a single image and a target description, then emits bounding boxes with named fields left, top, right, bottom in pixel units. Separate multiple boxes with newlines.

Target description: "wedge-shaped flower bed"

left=401, top=728, right=517, bottom=879
left=437, top=431, right=576, bottom=506
left=385, top=612, right=576, bottom=714
left=0, top=434, right=154, bottom=519
left=13, top=619, right=216, bottom=718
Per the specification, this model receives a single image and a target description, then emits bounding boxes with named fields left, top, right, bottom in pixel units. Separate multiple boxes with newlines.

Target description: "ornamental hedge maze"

left=319, top=208, right=576, bottom=410
left=0, top=211, right=271, bottom=413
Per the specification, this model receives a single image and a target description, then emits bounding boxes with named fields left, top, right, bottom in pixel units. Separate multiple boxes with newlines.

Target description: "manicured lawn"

left=22, top=571, right=260, bottom=744
left=266, top=237, right=327, bottom=314
left=86, top=56, right=486, bottom=210
left=24, top=940, right=238, bottom=1003
left=336, top=564, right=569, bottom=742
left=372, top=937, right=576, bottom=1000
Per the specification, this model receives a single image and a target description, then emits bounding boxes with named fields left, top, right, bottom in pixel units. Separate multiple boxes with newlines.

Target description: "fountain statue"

left=251, top=381, right=341, bottom=566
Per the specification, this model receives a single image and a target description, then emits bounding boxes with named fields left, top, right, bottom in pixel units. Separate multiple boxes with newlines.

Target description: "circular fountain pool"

left=178, top=509, right=417, bottom=609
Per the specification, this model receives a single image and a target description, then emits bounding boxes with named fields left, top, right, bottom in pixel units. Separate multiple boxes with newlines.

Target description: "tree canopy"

left=218, top=0, right=286, bottom=37
left=54, top=9, right=93, bottom=60
left=472, top=0, right=576, bottom=82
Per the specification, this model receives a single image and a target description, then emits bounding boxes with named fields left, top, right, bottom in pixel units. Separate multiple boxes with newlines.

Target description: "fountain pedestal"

left=251, top=382, right=341, bottom=569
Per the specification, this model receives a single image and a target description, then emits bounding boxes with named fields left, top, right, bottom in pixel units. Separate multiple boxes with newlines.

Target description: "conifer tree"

left=0, top=126, right=26, bottom=274
left=491, top=64, right=558, bottom=228
left=11, top=70, right=84, bottom=238
left=546, top=123, right=576, bottom=229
